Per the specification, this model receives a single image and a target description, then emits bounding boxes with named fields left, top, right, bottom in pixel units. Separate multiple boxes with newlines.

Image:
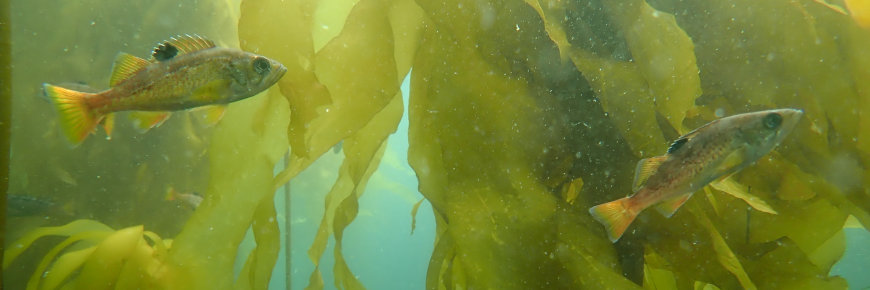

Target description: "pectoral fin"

left=633, top=156, right=667, bottom=191
left=716, top=147, right=747, bottom=176
left=656, top=194, right=692, bottom=218
left=190, top=80, right=231, bottom=103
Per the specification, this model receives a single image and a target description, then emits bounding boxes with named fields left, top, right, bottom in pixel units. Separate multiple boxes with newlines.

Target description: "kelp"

left=238, top=0, right=419, bottom=289
left=8, top=0, right=870, bottom=288
left=409, top=0, right=868, bottom=289
left=3, top=219, right=171, bottom=289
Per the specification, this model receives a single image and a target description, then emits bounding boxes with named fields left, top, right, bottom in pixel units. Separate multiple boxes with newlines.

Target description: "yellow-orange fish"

left=44, top=35, right=286, bottom=145
left=589, top=109, right=803, bottom=242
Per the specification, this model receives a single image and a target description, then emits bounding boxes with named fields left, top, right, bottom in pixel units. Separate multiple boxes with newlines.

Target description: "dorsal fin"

left=632, top=156, right=667, bottom=191
left=667, top=137, right=688, bottom=154
left=110, top=53, right=149, bottom=87
left=151, top=34, right=215, bottom=61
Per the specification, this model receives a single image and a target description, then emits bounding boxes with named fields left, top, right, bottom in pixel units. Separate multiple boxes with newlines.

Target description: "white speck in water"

left=322, top=24, right=329, bottom=30
left=209, top=226, right=214, bottom=231
left=90, top=21, right=96, bottom=26
left=515, top=24, right=520, bottom=31
left=575, top=151, right=582, bottom=158
left=714, top=108, right=725, bottom=117
left=651, top=10, right=660, bottom=18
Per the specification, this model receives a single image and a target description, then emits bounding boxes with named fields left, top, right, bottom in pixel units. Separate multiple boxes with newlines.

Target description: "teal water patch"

left=831, top=227, right=870, bottom=290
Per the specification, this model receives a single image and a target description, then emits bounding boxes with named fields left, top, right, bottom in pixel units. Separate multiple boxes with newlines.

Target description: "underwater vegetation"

left=5, top=0, right=870, bottom=289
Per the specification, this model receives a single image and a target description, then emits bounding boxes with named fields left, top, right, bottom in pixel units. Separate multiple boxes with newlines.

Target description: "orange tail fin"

left=44, top=83, right=100, bottom=145
left=165, top=186, right=178, bottom=201
left=589, top=197, right=638, bottom=243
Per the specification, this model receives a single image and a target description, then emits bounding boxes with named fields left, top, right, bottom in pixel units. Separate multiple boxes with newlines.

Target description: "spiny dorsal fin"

left=151, top=34, right=215, bottom=61
left=110, top=53, right=149, bottom=86
left=667, top=137, right=688, bottom=154
left=633, top=156, right=667, bottom=191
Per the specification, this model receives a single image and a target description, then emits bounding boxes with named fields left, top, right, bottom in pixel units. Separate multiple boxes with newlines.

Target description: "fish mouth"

left=774, top=108, right=804, bottom=135
left=267, top=63, right=288, bottom=86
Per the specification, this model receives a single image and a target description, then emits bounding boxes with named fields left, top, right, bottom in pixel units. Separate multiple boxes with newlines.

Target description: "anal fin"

left=656, top=193, right=692, bottom=218
left=101, top=113, right=115, bottom=139
left=191, top=104, right=227, bottom=125
left=633, top=156, right=667, bottom=191
left=129, top=111, right=171, bottom=132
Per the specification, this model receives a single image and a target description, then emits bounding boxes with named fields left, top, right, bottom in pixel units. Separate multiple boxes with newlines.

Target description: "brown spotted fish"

left=44, top=35, right=286, bottom=145
left=589, top=109, right=803, bottom=242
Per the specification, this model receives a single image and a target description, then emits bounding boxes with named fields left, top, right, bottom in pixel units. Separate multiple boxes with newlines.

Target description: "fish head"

left=226, top=52, right=287, bottom=101
left=737, top=108, right=803, bottom=158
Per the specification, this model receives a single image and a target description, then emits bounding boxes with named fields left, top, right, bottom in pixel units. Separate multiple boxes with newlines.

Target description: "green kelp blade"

left=690, top=204, right=757, bottom=289
left=807, top=228, right=846, bottom=271
left=234, top=195, right=281, bottom=290
left=552, top=0, right=700, bottom=157
left=115, top=231, right=167, bottom=289
left=26, top=230, right=113, bottom=289
left=709, top=177, right=777, bottom=214
left=166, top=89, right=289, bottom=289
left=642, top=246, right=678, bottom=290
left=743, top=237, right=848, bottom=289
left=566, top=41, right=665, bottom=158
left=38, top=246, right=96, bottom=290
left=693, top=281, right=722, bottom=290
left=270, top=0, right=420, bottom=190
left=410, top=198, right=425, bottom=235
left=75, top=225, right=145, bottom=289
left=4, top=219, right=112, bottom=268
left=600, top=0, right=701, bottom=135
left=312, top=90, right=401, bottom=289
left=238, top=0, right=327, bottom=163
left=240, top=0, right=416, bottom=287
left=524, top=0, right=571, bottom=61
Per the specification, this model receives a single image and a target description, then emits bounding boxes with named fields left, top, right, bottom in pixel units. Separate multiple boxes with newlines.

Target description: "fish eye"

left=253, top=57, right=271, bottom=75
left=763, top=113, right=782, bottom=129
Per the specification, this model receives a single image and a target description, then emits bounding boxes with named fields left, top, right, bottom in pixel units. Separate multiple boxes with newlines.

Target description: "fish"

left=43, top=34, right=287, bottom=145
left=589, top=108, right=804, bottom=242
left=7, top=194, right=56, bottom=217
left=165, top=186, right=203, bottom=210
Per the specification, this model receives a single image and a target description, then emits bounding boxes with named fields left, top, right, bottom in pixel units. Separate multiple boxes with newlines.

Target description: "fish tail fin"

left=44, top=83, right=100, bottom=145
left=589, top=197, right=638, bottom=243
left=165, top=186, right=178, bottom=201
